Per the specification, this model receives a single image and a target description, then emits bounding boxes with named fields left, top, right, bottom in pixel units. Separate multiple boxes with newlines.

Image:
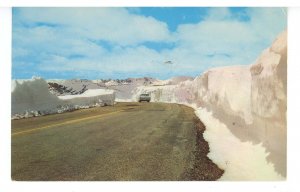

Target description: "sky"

left=12, top=7, right=287, bottom=80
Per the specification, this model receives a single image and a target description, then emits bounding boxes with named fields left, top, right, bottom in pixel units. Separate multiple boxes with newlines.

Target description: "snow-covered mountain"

left=152, top=76, right=194, bottom=86
left=47, top=77, right=158, bottom=100
left=48, top=79, right=105, bottom=96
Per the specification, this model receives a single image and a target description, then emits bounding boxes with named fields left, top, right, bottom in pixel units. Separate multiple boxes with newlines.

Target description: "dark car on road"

left=138, top=93, right=151, bottom=102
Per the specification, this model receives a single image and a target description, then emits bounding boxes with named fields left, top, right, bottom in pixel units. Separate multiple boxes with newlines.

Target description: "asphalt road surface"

left=12, top=102, right=223, bottom=181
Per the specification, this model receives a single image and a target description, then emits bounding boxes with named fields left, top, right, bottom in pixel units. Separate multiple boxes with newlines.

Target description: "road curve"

left=12, top=102, right=223, bottom=181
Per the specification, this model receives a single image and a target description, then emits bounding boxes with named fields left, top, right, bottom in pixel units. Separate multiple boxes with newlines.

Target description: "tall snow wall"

left=132, top=31, right=287, bottom=178
left=195, top=31, right=287, bottom=178
left=12, top=78, right=115, bottom=119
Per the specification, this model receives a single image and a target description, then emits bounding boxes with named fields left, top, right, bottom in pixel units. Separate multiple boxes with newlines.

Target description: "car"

left=138, top=93, right=151, bottom=102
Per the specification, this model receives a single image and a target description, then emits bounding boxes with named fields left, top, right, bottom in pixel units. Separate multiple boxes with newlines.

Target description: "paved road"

left=12, top=102, right=222, bottom=181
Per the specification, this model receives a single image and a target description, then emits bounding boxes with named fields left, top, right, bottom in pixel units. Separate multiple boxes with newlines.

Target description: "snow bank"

left=132, top=85, right=177, bottom=103
left=115, top=98, right=133, bottom=102
left=192, top=32, right=286, bottom=180
left=134, top=66, right=252, bottom=123
left=132, top=31, right=287, bottom=179
left=12, top=78, right=64, bottom=118
left=152, top=76, right=194, bottom=86
left=12, top=78, right=115, bottom=119
left=196, top=65, right=253, bottom=123
left=196, top=108, right=284, bottom=180
left=59, top=89, right=115, bottom=106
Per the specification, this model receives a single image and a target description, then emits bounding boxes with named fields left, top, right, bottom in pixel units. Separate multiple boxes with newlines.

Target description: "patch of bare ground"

left=181, top=117, right=224, bottom=180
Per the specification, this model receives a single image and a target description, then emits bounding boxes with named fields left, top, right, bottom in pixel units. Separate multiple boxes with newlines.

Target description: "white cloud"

left=172, top=7, right=286, bottom=68
left=13, top=8, right=287, bottom=79
left=205, top=7, right=233, bottom=21
left=14, top=8, right=171, bottom=46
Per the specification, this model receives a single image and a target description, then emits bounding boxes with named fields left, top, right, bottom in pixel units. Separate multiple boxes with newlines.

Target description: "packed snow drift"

left=11, top=77, right=115, bottom=119
left=197, top=108, right=284, bottom=180
left=132, top=31, right=287, bottom=180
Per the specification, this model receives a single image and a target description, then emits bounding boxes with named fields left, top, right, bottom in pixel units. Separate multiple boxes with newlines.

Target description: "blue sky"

left=12, top=7, right=287, bottom=80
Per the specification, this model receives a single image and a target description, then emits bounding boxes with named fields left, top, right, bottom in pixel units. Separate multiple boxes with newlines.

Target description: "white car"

left=138, top=93, right=151, bottom=102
